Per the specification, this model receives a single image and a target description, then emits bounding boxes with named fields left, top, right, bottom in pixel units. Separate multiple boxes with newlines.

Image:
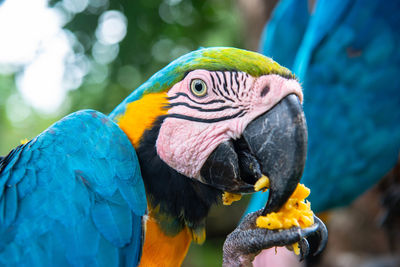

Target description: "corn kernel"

left=256, top=183, right=315, bottom=256
left=222, top=192, right=242, bottom=205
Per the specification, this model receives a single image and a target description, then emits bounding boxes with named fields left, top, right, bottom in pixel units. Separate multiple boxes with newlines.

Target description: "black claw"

left=299, top=238, right=310, bottom=261
left=300, top=223, right=318, bottom=237
left=223, top=210, right=328, bottom=266
left=312, top=215, right=328, bottom=256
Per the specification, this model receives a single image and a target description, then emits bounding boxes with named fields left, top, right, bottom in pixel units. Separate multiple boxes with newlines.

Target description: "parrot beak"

left=200, top=94, right=307, bottom=213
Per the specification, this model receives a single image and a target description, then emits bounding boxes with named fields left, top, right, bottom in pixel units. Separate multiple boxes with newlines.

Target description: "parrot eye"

left=190, top=79, right=207, bottom=97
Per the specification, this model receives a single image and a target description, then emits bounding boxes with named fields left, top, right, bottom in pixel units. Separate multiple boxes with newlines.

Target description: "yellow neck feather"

left=116, top=92, right=201, bottom=265
left=116, top=92, right=169, bottom=148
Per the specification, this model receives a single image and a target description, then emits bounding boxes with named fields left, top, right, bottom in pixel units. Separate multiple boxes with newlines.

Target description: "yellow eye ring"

left=190, top=79, right=207, bottom=97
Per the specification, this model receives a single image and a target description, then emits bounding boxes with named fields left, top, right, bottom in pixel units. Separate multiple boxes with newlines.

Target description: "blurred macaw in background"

left=247, top=0, right=400, bottom=263
left=0, top=47, right=327, bottom=266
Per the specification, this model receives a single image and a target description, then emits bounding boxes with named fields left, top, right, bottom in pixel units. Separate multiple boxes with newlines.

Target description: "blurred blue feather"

left=248, top=0, right=400, bottom=214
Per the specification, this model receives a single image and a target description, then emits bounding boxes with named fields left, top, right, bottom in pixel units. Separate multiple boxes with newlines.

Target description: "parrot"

left=247, top=0, right=400, bottom=216
left=0, top=47, right=327, bottom=266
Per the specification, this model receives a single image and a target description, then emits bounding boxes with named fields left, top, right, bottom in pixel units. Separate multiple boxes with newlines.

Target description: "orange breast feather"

left=139, top=216, right=192, bottom=267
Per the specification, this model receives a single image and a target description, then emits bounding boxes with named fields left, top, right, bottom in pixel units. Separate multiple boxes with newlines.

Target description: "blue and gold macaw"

left=247, top=0, right=400, bottom=217
left=0, top=47, right=326, bottom=266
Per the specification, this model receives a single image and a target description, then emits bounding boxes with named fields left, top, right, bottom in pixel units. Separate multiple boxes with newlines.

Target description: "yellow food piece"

left=254, top=175, right=270, bottom=192
left=256, top=184, right=314, bottom=229
left=256, top=183, right=314, bottom=255
left=222, top=192, right=242, bottom=205
left=292, top=242, right=300, bottom=255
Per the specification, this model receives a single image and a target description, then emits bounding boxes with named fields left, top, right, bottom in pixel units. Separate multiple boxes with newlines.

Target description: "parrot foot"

left=222, top=210, right=328, bottom=267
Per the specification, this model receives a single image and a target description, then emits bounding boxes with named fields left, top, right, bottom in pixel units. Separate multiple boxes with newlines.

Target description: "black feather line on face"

left=167, top=102, right=239, bottom=112
left=166, top=109, right=247, bottom=123
left=167, top=92, right=225, bottom=105
left=136, top=117, right=222, bottom=234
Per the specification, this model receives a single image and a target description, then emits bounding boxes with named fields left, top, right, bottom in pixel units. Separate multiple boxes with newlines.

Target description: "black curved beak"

left=200, top=94, right=307, bottom=213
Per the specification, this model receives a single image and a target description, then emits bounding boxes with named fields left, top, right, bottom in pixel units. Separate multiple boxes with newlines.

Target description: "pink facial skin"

left=156, top=69, right=303, bottom=180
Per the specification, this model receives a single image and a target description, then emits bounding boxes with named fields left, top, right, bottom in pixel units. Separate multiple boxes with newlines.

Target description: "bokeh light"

left=96, top=10, right=127, bottom=45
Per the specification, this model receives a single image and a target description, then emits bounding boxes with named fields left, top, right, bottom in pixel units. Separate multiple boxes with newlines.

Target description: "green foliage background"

left=0, top=0, right=244, bottom=154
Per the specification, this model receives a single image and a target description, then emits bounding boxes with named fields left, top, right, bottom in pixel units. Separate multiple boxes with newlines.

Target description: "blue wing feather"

left=259, top=0, right=310, bottom=68
left=0, top=110, right=147, bottom=266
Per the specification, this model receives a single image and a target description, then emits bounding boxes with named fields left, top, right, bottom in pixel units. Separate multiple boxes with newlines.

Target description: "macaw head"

left=111, top=47, right=307, bottom=215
